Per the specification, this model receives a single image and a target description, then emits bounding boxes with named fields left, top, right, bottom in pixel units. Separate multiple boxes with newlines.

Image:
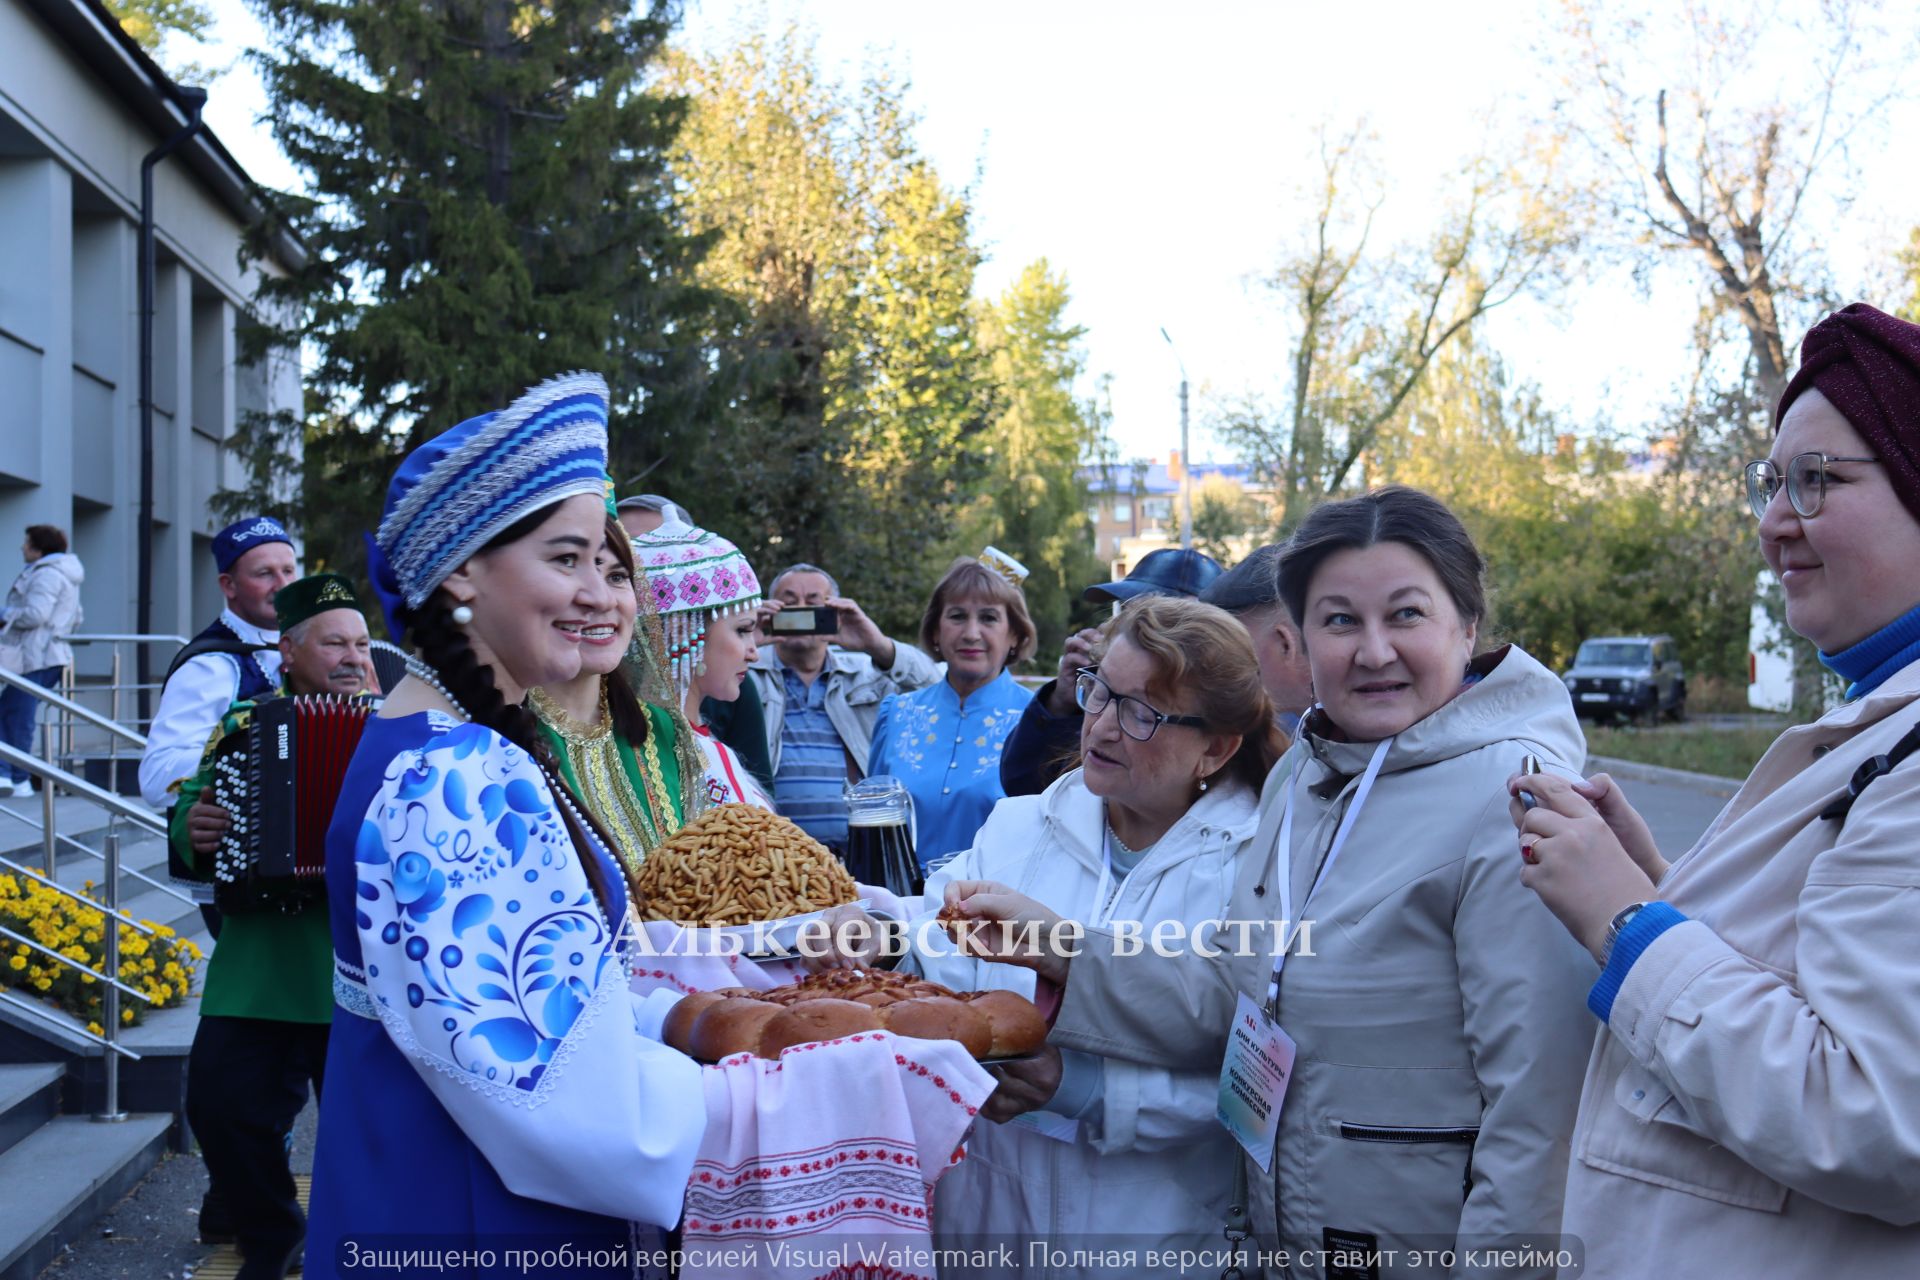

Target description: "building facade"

left=0, top=0, right=301, bottom=676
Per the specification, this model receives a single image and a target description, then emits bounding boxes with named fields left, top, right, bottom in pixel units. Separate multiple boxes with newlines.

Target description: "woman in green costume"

left=528, top=512, right=708, bottom=898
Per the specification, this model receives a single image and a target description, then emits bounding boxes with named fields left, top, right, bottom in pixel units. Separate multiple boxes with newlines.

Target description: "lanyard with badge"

left=1215, top=737, right=1392, bottom=1171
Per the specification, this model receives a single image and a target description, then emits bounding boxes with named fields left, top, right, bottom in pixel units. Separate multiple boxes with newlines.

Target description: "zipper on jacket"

left=1335, top=1121, right=1480, bottom=1144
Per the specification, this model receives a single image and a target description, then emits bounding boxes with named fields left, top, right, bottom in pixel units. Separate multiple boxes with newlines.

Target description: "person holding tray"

left=308, top=374, right=993, bottom=1280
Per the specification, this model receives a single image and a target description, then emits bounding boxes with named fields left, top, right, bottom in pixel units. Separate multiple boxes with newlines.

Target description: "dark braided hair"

left=396, top=504, right=627, bottom=926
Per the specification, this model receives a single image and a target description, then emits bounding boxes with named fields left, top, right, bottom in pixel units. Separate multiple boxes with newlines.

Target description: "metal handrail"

left=0, top=991, right=140, bottom=1061
left=0, top=810, right=190, bottom=906
left=0, top=749, right=170, bottom=1092
left=66, top=634, right=190, bottom=646
left=0, top=667, right=148, bottom=748
left=0, top=746, right=165, bottom=835
left=0, top=854, right=163, bottom=936
left=0, top=922, right=156, bottom=1005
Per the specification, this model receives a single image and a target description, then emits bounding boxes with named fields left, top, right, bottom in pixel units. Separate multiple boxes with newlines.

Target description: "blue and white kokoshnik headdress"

left=365, top=372, right=610, bottom=642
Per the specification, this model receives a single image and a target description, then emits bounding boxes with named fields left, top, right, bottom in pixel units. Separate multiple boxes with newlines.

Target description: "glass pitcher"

left=843, top=775, right=923, bottom=898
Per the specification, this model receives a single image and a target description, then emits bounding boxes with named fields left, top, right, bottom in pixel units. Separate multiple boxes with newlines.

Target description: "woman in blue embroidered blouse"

left=306, top=375, right=704, bottom=1280
left=868, top=557, right=1035, bottom=869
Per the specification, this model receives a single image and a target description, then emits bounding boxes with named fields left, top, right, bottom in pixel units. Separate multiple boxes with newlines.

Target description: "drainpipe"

left=137, top=86, right=208, bottom=726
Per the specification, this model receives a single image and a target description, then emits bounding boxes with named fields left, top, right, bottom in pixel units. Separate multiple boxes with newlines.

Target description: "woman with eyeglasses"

left=943, top=487, right=1597, bottom=1277
left=864, top=596, right=1283, bottom=1272
left=1502, top=303, right=1920, bottom=1274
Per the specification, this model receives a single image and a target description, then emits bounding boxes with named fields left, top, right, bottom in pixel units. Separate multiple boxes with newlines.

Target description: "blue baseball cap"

left=212, top=517, right=293, bottom=573
left=1083, top=548, right=1224, bottom=602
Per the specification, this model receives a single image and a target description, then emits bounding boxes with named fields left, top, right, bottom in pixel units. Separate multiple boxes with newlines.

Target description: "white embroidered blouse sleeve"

left=139, top=655, right=240, bottom=809
left=350, top=722, right=706, bottom=1226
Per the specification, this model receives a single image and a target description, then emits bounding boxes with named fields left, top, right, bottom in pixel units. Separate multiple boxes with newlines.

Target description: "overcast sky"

left=193, top=0, right=1920, bottom=463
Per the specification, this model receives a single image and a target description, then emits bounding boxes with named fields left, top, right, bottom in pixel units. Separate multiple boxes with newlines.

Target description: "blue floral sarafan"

left=305, top=713, right=705, bottom=1280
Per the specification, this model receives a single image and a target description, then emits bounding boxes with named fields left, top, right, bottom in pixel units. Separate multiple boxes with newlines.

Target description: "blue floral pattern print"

left=354, top=721, right=616, bottom=1094
left=868, top=670, right=1032, bottom=868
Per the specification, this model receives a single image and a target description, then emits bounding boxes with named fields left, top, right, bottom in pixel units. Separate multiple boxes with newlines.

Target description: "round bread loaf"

left=757, top=999, right=882, bottom=1056
left=661, top=969, right=1047, bottom=1061
left=661, top=990, right=726, bottom=1051
left=964, top=989, right=1050, bottom=1058
left=877, top=997, right=992, bottom=1059
left=687, top=999, right=784, bottom=1063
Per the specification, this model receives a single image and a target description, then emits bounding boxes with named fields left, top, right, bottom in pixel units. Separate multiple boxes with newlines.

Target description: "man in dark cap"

left=997, top=548, right=1226, bottom=798
left=174, top=573, right=374, bottom=1277
left=1199, top=542, right=1315, bottom=735
left=140, top=518, right=300, bottom=815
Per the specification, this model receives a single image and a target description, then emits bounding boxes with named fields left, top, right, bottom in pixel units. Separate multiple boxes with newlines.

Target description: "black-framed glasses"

left=1744, top=452, right=1881, bottom=520
left=1074, top=667, right=1208, bottom=742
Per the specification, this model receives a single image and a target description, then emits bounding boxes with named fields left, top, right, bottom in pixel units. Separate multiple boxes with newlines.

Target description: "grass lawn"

left=1583, top=725, right=1780, bottom=780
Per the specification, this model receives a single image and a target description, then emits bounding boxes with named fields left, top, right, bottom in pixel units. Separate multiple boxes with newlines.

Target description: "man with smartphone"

left=747, top=562, right=940, bottom=853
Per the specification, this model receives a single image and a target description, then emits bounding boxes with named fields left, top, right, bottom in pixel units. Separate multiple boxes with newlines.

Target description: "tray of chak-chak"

left=661, top=967, right=1050, bottom=1064
left=631, top=803, right=863, bottom=945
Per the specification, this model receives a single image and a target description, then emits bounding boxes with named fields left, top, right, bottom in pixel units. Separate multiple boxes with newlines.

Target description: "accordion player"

left=209, top=693, right=375, bottom=914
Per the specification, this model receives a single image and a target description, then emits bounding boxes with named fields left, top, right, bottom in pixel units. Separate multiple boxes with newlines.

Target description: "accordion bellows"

left=211, top=694, right=374, bottom=914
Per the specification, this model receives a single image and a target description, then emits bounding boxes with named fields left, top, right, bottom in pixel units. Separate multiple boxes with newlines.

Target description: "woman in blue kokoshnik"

left=305, top=374, right=704, bottom=1280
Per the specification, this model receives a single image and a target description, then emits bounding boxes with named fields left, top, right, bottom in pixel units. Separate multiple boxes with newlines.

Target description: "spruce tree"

left=233, top=0, right=711, bottom=581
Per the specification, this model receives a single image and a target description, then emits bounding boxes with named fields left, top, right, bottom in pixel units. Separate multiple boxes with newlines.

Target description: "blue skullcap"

left=366, top=372, right=610, bottom=641
left=212, top=517, right=293, bottom=573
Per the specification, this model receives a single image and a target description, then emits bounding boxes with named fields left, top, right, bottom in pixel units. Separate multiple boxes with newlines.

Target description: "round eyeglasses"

left=1074, top=668, right=1208, bottom=742
left=1743, top=451, right=1880, bottom=521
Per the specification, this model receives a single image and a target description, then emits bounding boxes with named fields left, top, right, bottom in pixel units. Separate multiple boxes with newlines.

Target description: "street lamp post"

left=1159, top=328, right=1192, bottom=550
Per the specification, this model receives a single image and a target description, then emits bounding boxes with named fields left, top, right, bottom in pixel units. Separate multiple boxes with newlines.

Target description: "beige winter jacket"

left=1563, top=655, right=1920, bottom=1275
left=1046, top=645, right=1596, bottom=1278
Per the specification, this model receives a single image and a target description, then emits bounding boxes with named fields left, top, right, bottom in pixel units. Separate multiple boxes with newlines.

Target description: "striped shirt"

left=773, top=657, right=851, bottom=849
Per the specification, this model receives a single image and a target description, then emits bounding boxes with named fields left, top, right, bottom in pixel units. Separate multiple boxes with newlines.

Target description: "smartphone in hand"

left=1518, top=753, right=1543, bottom=810
left=769, top=605, right=841, bottom=636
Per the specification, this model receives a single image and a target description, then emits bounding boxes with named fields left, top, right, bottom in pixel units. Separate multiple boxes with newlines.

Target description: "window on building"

left=1142, top=498, right=1172, bottom=523
left=1112, top=499, right=1132, bottom=522
left=1086, top=503, right=1104, bottom=523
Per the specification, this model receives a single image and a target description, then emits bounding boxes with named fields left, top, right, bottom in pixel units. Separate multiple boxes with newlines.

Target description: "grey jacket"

left=1, top=554, right=84, bottom=672
left=747, top=643, right=941, bottom=776
left=1047, top=645, right=1595, bottom=1278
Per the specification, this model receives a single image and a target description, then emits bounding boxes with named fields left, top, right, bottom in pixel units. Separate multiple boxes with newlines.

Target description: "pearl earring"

left=694, top=660, right=707, bottom=678
left=1198, top=777, right=1209, bottom=792
left=451, top=604, right=474, bottom=626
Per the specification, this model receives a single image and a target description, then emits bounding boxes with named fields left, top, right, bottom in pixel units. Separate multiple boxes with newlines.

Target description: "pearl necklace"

left=1105, top=807, right=1154, bottom=858
left=403, top=653, right=471, bottom=721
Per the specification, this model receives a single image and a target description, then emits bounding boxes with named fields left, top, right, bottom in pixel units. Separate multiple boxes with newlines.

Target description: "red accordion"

left=210, top=694, right=374, bottom=914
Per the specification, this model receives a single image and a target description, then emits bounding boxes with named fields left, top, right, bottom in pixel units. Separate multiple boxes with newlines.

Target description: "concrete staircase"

left=0, top=790, right=214, bottom=1280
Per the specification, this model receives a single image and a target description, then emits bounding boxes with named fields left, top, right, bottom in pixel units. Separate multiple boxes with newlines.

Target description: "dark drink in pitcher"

left=843, top=776, right=923, bottom=898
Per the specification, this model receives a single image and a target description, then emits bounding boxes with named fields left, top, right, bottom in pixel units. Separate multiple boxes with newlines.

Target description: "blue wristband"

left=1587, top=902, right=1688, bottom=1023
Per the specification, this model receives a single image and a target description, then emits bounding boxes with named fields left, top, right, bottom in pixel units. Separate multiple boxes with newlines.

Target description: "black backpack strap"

left=162, top=637, right=277, bottom=687
left=1820, top=719, right=1920, bottom=822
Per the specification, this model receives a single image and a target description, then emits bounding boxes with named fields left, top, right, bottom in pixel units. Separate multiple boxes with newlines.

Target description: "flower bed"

left=0, top=872, right=200, bottom=1036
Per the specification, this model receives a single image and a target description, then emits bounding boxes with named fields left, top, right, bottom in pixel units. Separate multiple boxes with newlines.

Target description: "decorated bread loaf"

left=663, top=969, right=1048, bottom=1061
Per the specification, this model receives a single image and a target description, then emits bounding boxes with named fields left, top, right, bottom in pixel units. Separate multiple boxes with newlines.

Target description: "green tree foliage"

left=955, top=261, right=1107, bottom=655
left=1368, top=338, right=1754, bottom=683
left=1189, top=477, right=1262, bottom=569
left=655, top=30, right=991, bottom=634
left=1216, top=123, right=1578, bottom=530
left=231, top=0, right=708, bottom=584
left=105, top=0, right=215, bottom=82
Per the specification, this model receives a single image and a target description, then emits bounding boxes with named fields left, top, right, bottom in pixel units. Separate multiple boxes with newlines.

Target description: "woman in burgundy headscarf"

left=1509, top=303, right=1920, bottom=1273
